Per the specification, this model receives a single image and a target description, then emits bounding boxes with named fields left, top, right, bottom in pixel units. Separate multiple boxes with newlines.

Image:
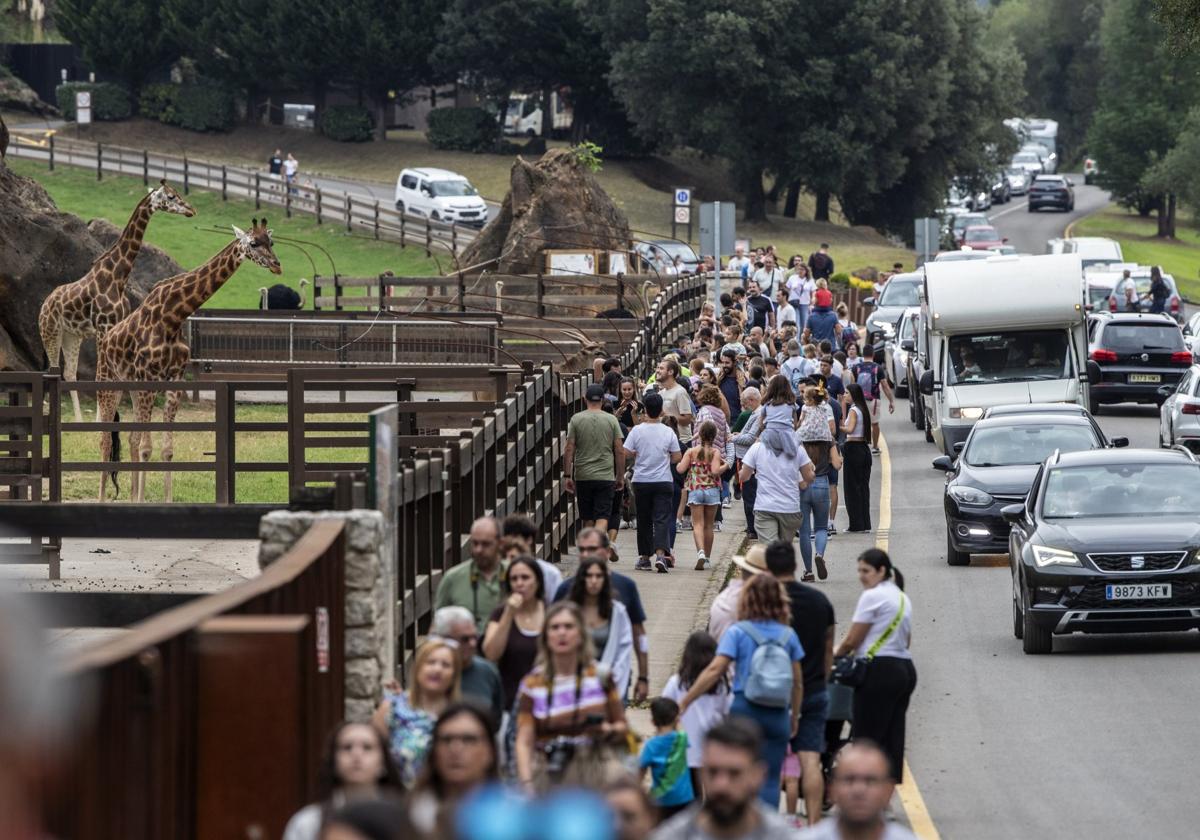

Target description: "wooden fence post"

left=183, top=156, right=190, bottom=195
left=286, top=187, right=292, bottom=218
left=374, top=201, right=380, bottom=240
left=617, top=273, right=625, bottom=312
left=400, top=208, right=406, bottom=248
left=221, top=165, right=227, bottom=201
left=96, top=143, right=102, bottom=181
left=48, top=134, right=54, bottom=171
left=451, top=224, right=458, bottom=255
left=457, top=272, right=467, bottom=313
left=537, top=274, right=545, bottom=317
left=334, top=273, right=342, bottom=312
left=255, top=172, right=261, bottom=209
left=425, top=218, right=432, bottom=257
left=345, top=195, right=352, bottom=233
left=142, top=149, right=148, bottom=186
left=315, top=188, right=322, bottom=224
left=214, top=382, right=233, bottom=504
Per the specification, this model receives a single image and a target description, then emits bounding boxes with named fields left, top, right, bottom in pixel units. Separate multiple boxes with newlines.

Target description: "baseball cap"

left=585, top=383, right=605, bottom=401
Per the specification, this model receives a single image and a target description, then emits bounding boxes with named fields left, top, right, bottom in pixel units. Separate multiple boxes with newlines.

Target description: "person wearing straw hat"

left=707, top=545, right=769, bottom=641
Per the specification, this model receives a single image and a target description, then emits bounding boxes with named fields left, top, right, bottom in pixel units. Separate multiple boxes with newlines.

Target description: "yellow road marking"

left=876, top=435, right=942, bottom=840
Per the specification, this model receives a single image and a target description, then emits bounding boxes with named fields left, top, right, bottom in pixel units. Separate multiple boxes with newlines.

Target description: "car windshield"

left=1007, top=168, right=1025, bottom=178
left=879, top=281, right=920, bottom=307
left=946, top=329, right=1073, bottom=385
left=430, top=180, right=478, bottom=197
left=1042, top=463, right=1200, bottom=518
left=1086, top=285, right=1114, bottom=306
left=965, top=424, right=1098, bottom=467
left=1102, top=323, right=1184, bottom=352
left=1013, top=153, right=1041, bottom=164
left=965, top=228, right=998, bottom=242
left=953, top=214, right=987, bottom=229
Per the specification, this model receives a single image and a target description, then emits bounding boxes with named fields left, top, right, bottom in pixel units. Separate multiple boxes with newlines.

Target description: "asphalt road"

left=878, top=187, right=1199, bottom=838
left=982, top=172, right=1111, bottom=255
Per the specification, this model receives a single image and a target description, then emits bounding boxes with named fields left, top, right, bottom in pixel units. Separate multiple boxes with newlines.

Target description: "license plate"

left=1128, top=374, right=1161, bottom=383
left=1105, top=583, right=1171, bottom=600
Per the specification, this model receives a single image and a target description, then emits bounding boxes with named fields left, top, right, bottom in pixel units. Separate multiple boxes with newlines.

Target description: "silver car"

left=885, top=307, right=921, bottom=398
left=1159, top=365, right=1200, bottom=451
left=1007, top=168, right=1031, bottom=195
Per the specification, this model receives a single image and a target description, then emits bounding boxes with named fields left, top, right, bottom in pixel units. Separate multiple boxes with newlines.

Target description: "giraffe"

left=38, top=180, right=195, bottom=422
left=96, top=219, right=281, bottom=502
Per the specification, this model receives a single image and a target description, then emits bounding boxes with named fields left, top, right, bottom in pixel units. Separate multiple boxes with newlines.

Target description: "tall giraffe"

left=38, top=180, right=195, bottom=421
left=95, top=219, right=281, bottom=501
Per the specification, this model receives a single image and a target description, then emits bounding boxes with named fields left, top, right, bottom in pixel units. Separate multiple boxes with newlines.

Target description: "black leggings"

left=843, top=441, right=873, bottom=531
left=633, top=481, right=674, bottom=556
left=851, top=656, right=917, bottom=783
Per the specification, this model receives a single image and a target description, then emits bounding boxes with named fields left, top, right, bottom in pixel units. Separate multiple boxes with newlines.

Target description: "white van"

left=1061, top=237, right=1123, bottom=270
left=393, top=168, right=488, bottom=228
left=917, top=253, right=1094, bottom=454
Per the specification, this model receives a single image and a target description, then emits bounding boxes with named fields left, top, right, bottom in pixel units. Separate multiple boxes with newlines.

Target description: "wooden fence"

left=43, top=518, right=347, bottom=840
left=7, top=132, right=474, bottom=257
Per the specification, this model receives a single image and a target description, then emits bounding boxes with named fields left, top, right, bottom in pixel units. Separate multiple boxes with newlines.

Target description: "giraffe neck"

left=157, top=241, right=244, bottom=334
left=100, top=193, right=155, bottom=292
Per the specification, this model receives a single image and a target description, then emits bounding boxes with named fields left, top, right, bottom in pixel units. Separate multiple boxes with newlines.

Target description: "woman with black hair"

left=283, top=721, right=404, bottom=840
left=840, top=382, right=873, bottom=532
left=661, top=630, right=731, bottom=794
left=482, top=556, right=546, bottom=710
left=408, top=702, right=499, bottom=836
left=567, top=556, right=634, bottom=700
left=834, top=548, right=916, bottom=783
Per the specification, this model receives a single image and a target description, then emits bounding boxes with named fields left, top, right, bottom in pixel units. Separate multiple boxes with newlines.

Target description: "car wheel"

left=431, top=210, right=442, bottom=222
left=914, top=396, right=925, bottom=429
left=895, top=378, right=908, bottom=399
left=395, top=201, right=405, bottom=213
left=924, top=415, right=934, bottom=443
left=1012, top=583, right=1024, bottom=639
left=1088, top=392, right=1100, bottom=416
left=1028, top=205, right=1036, bottom=213
left=1022, top=598, right=1053, bottom=655
left=947, top=529, right=970, bottom=566
left=909, top=396, right=917, bottom=424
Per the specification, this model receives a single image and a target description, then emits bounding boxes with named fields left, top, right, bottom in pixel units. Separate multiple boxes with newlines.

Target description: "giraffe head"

left=232, top=218, right=282, bottom=275
left=147, top=179, right=195, bottom=217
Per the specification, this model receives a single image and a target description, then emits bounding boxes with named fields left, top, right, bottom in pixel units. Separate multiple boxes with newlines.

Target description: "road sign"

left=699, top=202, right=736, bottom=258
left=75, top=90, right=92, bottom=125
left=674, top=206, right=691, bottom=224
left=674, top=187, right=692, bottom=206
left=914, top=217, right=939, bottom=264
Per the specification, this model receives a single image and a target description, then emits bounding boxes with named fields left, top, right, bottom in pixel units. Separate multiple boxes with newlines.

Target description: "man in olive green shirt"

left=565, top=384, right=625, bottom=533
left=433, top=516, right=505, bottom=634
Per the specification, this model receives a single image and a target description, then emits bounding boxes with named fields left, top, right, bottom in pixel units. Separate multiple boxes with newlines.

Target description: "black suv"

left=1004, top=447, right=1200, bottom=654
left=934, top=411, right=1116, bottom=565
left=1027, top=175, right=1074, bottom=212
left=1087, top=313, right=1190, bottom=413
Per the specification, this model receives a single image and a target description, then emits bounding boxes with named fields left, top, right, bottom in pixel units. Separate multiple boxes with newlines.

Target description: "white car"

left=1010, top=151, right=1045, bottom=177
left=885, top=307, right=921, bottom=398
left=1006, top=168, right=1032, bottom=195
left=393, top=168, right=489, bottom=228
left=1159, top=365, right=1200, bottom=451
left=1182, top=312, right=1200, bottom=360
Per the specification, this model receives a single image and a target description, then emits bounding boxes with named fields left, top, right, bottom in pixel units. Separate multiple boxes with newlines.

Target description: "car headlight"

left=1031, top=545, right=1081, bottom=568
left=948, top=407, right=984, bottom=420
left=949, top=485, right=993, bottom=506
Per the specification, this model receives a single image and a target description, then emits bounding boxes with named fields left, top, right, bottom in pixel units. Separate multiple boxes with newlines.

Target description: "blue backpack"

left=737, top=622, right=794, bottom=708
left=856, top=361, right=880, bottom=400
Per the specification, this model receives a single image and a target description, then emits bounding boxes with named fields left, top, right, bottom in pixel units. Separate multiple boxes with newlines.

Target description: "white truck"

left=917, top=253, right=1096, bottom=454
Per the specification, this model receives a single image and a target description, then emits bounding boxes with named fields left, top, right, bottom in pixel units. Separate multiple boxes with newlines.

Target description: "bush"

left=320, top=104, right=374, bottom=142
left=426, top=107, right=499, bottom=152
left=829, top=272, right=851, bottom=290
left=137, top=83, right=235, bottom=132
left=56, top=82, right=131, bottom=121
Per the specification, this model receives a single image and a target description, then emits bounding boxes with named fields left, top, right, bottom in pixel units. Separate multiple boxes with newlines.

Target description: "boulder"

left=459, top=148, right=632, bottom=276
left=0, top=157, right=183, bottom=373
left=0, top=66, right=58, bottom=117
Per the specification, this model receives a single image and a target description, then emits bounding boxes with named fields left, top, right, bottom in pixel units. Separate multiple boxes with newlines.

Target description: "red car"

left=960, top=224, right=1007, bottom=250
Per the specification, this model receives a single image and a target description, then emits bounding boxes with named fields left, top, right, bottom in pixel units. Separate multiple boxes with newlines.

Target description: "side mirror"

left=862, top=296, right=876, bottom=307
left=919, top=370, right=936, bottom=396
left=900, top=338, right=916, bottom=352
left=1157, top=384, right=1176, bottom=398
left=952, top=441, right=966, bottom=455
left=1086, top=360, right=1102, bottom=386
left=1110, top=436, right=1129, bottom=448
left=932, top=455, right=955, bottom=472
left=1066, top=178, right=1073, bottom=186
left=1001, top=503, right=1026, bottom=524
left=1002, top=237, right=1009, bottom=243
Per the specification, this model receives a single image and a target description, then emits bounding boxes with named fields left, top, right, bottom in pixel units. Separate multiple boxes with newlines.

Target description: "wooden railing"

left=44, top=518, right=347, bottom=840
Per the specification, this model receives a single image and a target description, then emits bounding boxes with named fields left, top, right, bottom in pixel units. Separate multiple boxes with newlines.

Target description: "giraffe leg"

left=96, top=388, right=119, bottom=501
left=61, top=332, right=84, bottom=423
left=162, top=389, right=182, bottom=503
left=132, top=391, right=155, bottom=503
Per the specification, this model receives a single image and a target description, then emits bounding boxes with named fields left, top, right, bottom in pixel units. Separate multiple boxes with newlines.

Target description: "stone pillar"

left=258, top=510, right=390, bottom=723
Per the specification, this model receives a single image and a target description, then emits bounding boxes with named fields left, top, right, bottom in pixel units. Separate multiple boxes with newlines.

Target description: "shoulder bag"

left=830, top=592, right=906, bottom=688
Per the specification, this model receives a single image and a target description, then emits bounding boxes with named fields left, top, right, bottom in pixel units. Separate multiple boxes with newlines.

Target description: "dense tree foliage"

left=56, top=0, right=173, bottom=97
left=1153, top=0, right=1200, bottom=53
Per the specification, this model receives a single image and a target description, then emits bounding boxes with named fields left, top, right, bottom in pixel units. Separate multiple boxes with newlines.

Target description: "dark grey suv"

left=1086, top=313, right=1190, bottom=413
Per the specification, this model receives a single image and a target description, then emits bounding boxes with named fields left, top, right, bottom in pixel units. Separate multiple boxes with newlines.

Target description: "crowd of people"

left=283, top=251, right=922, bottom=839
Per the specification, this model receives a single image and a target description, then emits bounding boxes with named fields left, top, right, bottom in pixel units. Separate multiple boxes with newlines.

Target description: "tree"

left=1087, top=0, right=1200, bottom=236
left=1154, top=0, right=1200, bottom=53
left=1142, top=107, right=1200, bottom=214
left=274, top=0, right=346, bottom=125
left=56, top=0, right=175, bottom=98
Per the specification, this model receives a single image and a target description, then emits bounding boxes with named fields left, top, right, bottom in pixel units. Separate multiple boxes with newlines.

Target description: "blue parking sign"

left=674, top=187, right=691, bottom=206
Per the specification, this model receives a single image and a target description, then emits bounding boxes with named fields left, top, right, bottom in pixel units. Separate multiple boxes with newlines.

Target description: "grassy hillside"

left=7, top=158, right=441, bottom=308
left=1075, top=205, right=1200, bottom=301
left=67, top=118, right=914, bottom=275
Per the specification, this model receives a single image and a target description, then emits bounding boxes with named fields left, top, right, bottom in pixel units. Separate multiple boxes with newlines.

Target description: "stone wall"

left=258, top=510, right=392, bottom=723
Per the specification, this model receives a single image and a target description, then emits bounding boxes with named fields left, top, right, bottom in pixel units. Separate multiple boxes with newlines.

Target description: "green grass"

left=7, top=158, right=440, bottom=308
left=1075, top=204, right=1200, bottom=301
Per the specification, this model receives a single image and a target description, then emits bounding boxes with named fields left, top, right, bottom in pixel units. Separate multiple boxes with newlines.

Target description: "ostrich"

left=258, top=278, right=310, bottom=310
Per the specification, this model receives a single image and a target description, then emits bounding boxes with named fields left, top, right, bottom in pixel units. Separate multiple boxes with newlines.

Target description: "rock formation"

left=459, top=148, right=632, bottom=275
left=0, top=159, right=182, bottom=372
left=0, top=66, right=57, bottom=116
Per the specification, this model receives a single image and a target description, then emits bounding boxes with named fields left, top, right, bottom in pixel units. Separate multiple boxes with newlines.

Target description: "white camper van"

left=917, top=253, right=1094, bottom=454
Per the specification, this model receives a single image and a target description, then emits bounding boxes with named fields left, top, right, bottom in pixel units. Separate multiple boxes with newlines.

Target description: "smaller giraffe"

left=96, top=219, right=281, bottom=502
left=38, top=180, right=195, bottom=422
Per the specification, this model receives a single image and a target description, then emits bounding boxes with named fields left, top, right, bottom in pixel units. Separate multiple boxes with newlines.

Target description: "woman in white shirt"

left=623, top=392, right=682, bottom=573
left=787, top=262, right=816, bottom=332
left=834, top=549, right=916, bottom=784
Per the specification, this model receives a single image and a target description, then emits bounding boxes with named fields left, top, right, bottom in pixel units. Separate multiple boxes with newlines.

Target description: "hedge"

left=137, top=82, right=235, bottom=132
left=426, top=107, right=498, bottom=152
left=56, top=82, right=131, bottom=121
left=320, top=104, right=374, bottom=142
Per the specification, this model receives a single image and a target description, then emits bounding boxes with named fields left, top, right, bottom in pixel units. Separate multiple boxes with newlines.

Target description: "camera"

left=543, top=737, right=577, bottom=782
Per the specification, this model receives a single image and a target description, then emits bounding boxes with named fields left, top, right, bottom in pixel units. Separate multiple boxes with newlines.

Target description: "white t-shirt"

left=284, top=158, right=298, bottom=177
left=662, top=673, right=733, bottom=768
left=851, top=580, right=912, bottom=660
left=777, top=303, right=798, bottom=327
left=742, top=434, right=812, bottom=514
left=751, top=267, right=785, bottom=297
left=788, top=276, right=816, bottom=305
left=623, top=422, right=681, bottom=483
left=657, top=382, right=694, bottom=443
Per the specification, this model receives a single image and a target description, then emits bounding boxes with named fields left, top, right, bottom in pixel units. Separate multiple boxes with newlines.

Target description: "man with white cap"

left=707, top=544, right=769, bottom=641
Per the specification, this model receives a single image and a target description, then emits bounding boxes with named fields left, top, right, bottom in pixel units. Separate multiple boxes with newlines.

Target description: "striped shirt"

left=516, top=663, right=622, bottom=744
